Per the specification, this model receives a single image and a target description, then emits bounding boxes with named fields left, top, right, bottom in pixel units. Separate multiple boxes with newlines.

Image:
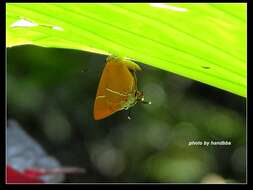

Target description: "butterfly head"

left=135, top=91, right=151, bottom=105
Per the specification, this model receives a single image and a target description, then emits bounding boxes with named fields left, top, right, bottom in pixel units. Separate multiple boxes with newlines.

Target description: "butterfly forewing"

left=94, top=56, right=141, bottom=120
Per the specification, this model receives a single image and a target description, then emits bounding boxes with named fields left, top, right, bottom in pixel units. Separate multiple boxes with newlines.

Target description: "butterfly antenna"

left=141, top=99, right=152, bottom=105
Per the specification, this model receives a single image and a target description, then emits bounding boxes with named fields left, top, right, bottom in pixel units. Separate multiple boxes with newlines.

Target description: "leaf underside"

left=6, top=3, right=247, bottom=97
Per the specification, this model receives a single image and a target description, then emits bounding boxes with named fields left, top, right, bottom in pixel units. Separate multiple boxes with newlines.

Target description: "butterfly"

left=93, top=56, right=151, bottom=120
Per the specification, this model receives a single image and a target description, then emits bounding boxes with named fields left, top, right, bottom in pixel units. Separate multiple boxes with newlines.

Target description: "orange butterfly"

left=93, top=56, right=151, bottom=120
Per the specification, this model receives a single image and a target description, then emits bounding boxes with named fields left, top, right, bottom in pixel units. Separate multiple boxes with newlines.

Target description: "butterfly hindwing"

left=94, top=56, right=141, bottom=120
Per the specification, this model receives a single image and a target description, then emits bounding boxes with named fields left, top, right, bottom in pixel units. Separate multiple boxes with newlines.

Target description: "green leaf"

left=6, top=3, right=247, bottom=97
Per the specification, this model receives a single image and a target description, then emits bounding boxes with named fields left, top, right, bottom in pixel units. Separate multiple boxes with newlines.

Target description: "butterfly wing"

left=93, top=56, right=141, bottom=120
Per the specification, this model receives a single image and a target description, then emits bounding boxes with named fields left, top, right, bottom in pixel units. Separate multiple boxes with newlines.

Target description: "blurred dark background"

left=7, top=45, right=246, bottom=183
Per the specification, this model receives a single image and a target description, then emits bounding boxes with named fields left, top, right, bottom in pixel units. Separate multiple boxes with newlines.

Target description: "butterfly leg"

left=127, top=108, right=132, bottom=120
